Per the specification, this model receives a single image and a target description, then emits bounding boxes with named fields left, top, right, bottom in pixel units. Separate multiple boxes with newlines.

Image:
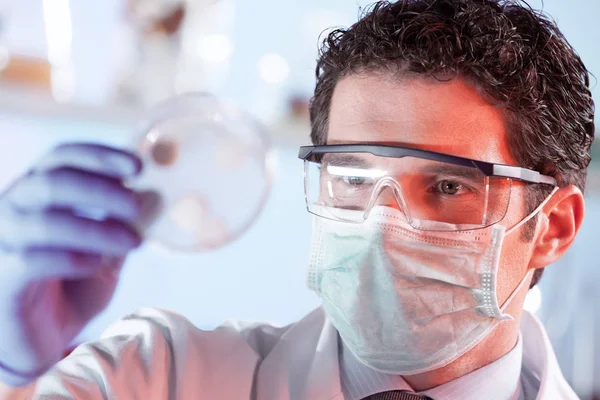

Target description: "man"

left=0, top=0, right=594, bottom=398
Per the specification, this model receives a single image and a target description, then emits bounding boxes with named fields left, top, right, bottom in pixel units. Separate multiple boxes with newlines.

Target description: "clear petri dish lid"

left=129, top=92, right=275, bottom=252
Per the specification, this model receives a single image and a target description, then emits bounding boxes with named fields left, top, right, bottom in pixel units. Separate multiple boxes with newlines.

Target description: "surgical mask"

left=307, top=189, right=556, bottom=375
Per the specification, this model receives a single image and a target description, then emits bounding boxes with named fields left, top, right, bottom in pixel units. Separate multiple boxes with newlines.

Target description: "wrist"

left=0, top=359, right=47, bottom=388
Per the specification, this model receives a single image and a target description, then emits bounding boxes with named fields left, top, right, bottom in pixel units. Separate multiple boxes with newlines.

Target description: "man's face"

left=326, top=72, right=535, bottom=306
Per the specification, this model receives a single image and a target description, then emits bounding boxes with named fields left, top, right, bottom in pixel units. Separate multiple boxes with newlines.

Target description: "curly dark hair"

left=309, top=0, right=595, bottom=288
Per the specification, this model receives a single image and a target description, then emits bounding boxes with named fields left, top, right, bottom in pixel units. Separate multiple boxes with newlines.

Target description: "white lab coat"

left=22, top=307, right=576, bottom=399
left=537, top=197, right=600, bottom=397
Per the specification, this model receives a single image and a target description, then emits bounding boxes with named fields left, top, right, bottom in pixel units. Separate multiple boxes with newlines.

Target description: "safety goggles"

left=298, top=144, right=557, bottom=231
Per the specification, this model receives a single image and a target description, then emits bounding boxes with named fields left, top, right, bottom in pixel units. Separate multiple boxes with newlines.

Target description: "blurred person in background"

left=0, top=0, right=594, bottom=399
left=114, top=0, right=187, bottom=107
left=270, top=94, right=312, bottom=146
left=114, top=0, right=227, bottom=107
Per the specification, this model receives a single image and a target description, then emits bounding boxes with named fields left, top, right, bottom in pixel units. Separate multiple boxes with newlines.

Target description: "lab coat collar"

left=255, top=307, right=343, bottom=400
left=520, top=311, right=578, bottom=399
left=256, top=308, right=575, bottom=400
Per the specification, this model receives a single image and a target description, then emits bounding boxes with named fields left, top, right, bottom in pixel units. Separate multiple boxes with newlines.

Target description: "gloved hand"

left=0, top=143, right=145, bottom=386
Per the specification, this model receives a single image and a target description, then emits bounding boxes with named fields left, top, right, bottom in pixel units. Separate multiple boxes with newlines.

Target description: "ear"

left=529, top=185, right=585, bottom=269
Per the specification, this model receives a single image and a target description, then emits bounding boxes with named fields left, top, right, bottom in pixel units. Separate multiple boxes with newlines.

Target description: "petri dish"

left=130, top=92, right=274, bottom=251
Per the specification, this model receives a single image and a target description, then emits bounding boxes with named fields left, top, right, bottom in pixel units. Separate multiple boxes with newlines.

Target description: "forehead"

left=326, top=72, right=516, bottom=166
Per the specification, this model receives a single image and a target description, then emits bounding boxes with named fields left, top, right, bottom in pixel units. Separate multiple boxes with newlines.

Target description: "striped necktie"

left=363, top=391, right=434, bottom=400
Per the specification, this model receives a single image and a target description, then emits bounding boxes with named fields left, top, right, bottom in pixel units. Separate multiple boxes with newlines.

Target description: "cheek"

left=494, top=184, right=534, bottom=303
left=496, top=233, right=531, bottom=304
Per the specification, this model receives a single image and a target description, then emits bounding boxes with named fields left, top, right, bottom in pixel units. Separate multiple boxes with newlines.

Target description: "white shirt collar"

left=339, top=332, right=524, bottom=400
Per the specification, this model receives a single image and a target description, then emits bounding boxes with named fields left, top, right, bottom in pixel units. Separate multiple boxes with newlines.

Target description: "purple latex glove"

left=0, top=143, right=146, bottom=386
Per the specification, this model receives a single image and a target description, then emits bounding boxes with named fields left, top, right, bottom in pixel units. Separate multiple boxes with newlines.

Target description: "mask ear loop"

left=499, top=186, right=559, bottom=314
left=505, top=186, right=559, bottom=236
left=499, top=269, right=534, bottom=315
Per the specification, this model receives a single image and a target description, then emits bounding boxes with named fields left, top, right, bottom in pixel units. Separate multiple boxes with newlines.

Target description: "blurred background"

left=0, top=0, right=597, bottom=398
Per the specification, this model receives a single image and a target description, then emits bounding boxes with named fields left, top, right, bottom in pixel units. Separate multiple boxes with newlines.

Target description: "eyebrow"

left=323, top=153, right=373, bottom=168
left=326, top=165, right=387, bottom=178
left=419, top=164, right=482, bottom=180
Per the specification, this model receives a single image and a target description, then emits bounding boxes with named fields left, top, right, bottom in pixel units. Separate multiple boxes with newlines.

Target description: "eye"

left=343, top=176, right=367, bottom=185
left=435, top=180, right=462, bottom=195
